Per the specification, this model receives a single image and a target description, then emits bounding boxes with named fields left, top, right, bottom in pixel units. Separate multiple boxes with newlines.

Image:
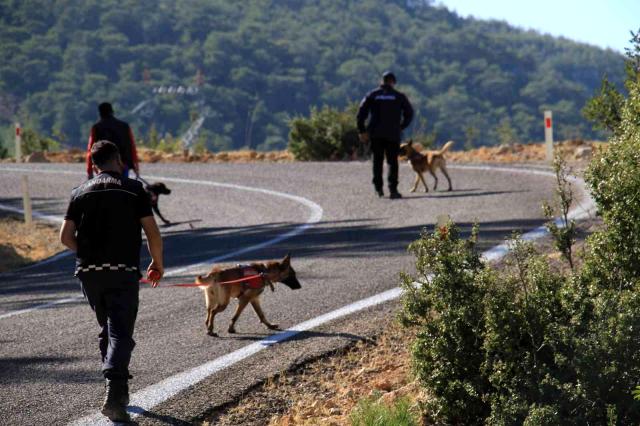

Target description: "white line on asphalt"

left=69, top=166, right=596, bottom=425
left=0, top=167, right=324, bottom=319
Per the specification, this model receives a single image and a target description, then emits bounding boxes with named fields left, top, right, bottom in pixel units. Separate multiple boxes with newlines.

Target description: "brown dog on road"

left=399, top=140, right=454, bottom=192
left=195, top=254, right=301, bottom=336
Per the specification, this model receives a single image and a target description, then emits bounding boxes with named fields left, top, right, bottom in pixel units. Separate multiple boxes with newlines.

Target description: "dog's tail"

left=435, top=140, right=454, bottom=156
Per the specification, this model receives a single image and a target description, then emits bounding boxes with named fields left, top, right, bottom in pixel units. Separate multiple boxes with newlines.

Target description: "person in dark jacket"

left=60, top=141, right=163, bottom=422
left=86, top=102, right=140, bottom=180
left=357, top=71, right=414, bottom=199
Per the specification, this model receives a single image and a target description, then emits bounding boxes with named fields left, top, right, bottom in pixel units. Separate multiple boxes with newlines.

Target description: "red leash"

left=140, top=274, right=264, bottom=288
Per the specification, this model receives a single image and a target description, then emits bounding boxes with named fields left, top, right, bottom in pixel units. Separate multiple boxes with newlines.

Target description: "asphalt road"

left=0, top=161, right=561, bottom=425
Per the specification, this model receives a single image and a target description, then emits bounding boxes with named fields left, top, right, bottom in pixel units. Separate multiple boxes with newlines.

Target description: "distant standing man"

left=357, top=71, right=414, bottom=199
left=60, top=141, right=163, bottom=423
left=87, top=102, right=140, bottom=180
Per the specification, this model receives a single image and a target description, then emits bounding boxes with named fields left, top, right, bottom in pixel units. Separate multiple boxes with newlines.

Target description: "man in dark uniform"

left=60, top=141, right=163, bottom=422
left=86, top=102, right=140, bottom=180
left=357, top=71, right=414, bottom=199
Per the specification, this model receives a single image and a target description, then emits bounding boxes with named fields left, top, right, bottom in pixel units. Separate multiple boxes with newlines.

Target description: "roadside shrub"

left=350, top=396, right=420, bottom=426
left=399, top=33, right=640, bottom=424
left=574, top=56, right=640, bottom=422
left=398, top=223, right=490, bottom=424
left=21, top=128, right=59, bottom=154
left=287, top=103, right=362, bottom=161
left=542, top=154, right=577, bottom=269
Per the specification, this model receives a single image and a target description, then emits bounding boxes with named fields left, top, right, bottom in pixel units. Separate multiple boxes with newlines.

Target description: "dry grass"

left=201, top=321, right=421, bottom=426
left=445, top=139, right=606, bottom=164
left=0, top=215, right=64, bottom=272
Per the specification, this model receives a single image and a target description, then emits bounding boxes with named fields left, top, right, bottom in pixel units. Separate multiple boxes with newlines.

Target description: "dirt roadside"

left=2, top=139, right=603, bottom=165
left=0, top=214, right=64, bottom=272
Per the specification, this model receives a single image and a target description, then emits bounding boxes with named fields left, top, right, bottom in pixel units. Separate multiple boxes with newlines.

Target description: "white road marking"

left=0, top=168, right=323, bottom=319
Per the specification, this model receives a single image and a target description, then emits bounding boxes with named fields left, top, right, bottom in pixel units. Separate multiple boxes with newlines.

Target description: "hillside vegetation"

left=0, top=0, right=625, bottom=152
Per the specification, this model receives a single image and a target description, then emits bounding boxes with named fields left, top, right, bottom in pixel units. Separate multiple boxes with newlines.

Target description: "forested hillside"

left=0, top=0, right=626, bottom=152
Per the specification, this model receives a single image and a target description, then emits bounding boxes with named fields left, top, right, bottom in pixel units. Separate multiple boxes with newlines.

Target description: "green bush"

left=350, top=396, right=420, bottom=426
left=574, top=57, right=640, bottom=422
left=399, top=33, right=640, bottom=424
left=20, top=128, right=60, bottom=154
left=287, top=103, right=362, bottom=161
left=399, top=223, right=490, bottom=424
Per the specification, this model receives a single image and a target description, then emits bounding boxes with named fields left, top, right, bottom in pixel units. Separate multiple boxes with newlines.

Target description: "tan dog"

left=399, top=140, right=454, bottom=192
left=195, top=254, right=301, bottom=336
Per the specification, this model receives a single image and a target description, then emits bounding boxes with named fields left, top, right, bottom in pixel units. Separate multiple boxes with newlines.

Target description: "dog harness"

left=234, top=265, right=266, bottom=289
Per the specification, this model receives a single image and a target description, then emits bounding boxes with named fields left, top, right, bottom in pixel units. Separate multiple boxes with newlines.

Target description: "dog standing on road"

left=195, top=254, right=301, bottom=336
left=144, top=182, right=172, bottom=225
left=399, top=140, right=454, bottom=192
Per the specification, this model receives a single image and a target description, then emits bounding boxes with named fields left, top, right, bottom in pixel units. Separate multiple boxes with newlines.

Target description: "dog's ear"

left=280, top=253, right=291, bottom=269
left=408, top=139, right=413, bottom=146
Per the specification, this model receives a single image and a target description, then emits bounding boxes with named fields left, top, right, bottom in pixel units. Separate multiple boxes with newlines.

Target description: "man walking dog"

left=86, top=102, right=140, bottom=180
left=357, top=71, right=414, bottom=199
left=60, top=141, right=163, bottom=422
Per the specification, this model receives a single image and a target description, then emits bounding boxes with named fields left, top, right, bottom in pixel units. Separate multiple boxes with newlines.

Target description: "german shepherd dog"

left=145, top=182, right=172, bottom=225
left=399, top=140, right=454, bottom=192
left=195, top=254, right=301, bottom=336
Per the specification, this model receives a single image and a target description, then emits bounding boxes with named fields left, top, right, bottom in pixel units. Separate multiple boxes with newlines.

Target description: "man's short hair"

left=91, top=140, right=120, bottom=168
left=382, top=71, right=397, bottom=84
left=98, top=102, right=114, bottom=118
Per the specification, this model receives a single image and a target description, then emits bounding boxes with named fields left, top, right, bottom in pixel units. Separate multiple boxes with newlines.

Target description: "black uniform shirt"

left=356, top=84, right=414, bottom=141
left=91, top=116, right=135, bottom=167
left=64, top=171, right=152, bottom=276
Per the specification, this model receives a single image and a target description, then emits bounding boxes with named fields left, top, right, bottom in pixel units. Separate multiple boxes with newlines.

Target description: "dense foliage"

left=0, top=0, right=624, bottom=153
left=399, top=37, right=640, bottom=424
left=288, top=104, right=362, bottom=160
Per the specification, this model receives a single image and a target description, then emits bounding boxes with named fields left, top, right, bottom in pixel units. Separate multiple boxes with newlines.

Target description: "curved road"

left=0, top=162, right=569, bottom=424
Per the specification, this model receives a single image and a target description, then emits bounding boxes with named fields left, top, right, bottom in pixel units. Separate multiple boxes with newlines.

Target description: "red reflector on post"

left=545, top=118, right=552, bottom=128
left=15, top=127, right=21, bottom=136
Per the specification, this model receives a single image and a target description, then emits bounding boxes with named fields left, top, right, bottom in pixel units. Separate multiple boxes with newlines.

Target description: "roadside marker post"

left=15, top=122, right=22, bottom=163
left=436, top=214, right=451, bottom=228
left=22, top=175, right=32, bottom=226
left=544, top=110, right=553, bottom=162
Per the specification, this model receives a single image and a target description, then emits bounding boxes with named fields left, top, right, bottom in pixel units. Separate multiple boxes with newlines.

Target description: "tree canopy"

left=0, top=0, right=626, bottom=151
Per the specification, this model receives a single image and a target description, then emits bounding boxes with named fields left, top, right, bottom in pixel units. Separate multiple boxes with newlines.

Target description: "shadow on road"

left=161, top=216, right=546, bottom=266
left=0, top=355, right=95, bottom=384
left=213, top=328, right=371, bottom=344
left=0, top=197, right=67, bottom=217
left=0, top=217, right=546, bottom=299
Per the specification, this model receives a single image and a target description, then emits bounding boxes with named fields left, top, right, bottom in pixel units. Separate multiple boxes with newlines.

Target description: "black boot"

left=375, top=188, right=384, bottom=198
left=101, top=379, right=131, bottom=423
left=389, top=190, right=402, bottom=199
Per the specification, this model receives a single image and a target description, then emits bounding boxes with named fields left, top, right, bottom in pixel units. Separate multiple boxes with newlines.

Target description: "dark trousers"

left=371, top=138, right=400, bottom=192
left=79, top=271, right=139, bottom=380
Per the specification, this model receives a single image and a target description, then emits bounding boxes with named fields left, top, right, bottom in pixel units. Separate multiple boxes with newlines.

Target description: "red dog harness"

left=234, top=265, right=265, bottom=289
